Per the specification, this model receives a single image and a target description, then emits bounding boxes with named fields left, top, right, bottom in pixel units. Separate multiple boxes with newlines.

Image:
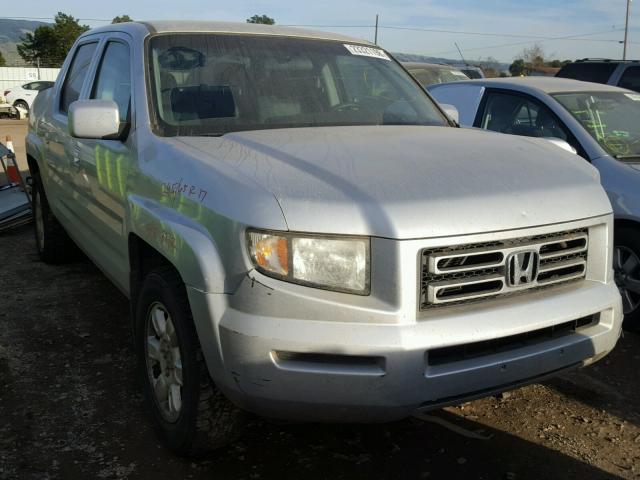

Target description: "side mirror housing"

left=68, top=100, right=121, bottom=139
left=439, top=103, right=459, bottom=124
left=546, top=138, right=577, bottom=155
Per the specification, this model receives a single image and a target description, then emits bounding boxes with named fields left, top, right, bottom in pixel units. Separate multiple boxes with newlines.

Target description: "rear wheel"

left=136, top=267, right=246, bottom=455
left=13, top=100, right=29, bottom=113
left=32, top=173, right=77, bottom=264
left=614, top=227, right=640, bottom=329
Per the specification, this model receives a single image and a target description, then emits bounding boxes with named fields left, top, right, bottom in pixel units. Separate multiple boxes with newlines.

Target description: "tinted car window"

left=409, top=67, right=468, bottom=87
left=91, top=41, right=131, bottom=124
left=481, top=92, right=569, bottom=141
left=618, top=66, right=640, bottom=93
left=148, top=34, right=447, bottom=136
left=556, top=62, right=617, bottom=84
left=31, top=81, right=54, bottom=91
left=60, top=42, right=98, bottom=113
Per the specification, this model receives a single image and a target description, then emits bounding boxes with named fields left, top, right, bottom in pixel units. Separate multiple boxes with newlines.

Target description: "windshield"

left=148, top=34, right=448, bottom=136
left=408, top=66, right=468, bottom=87
left=553, top=91, right=640, bottom=160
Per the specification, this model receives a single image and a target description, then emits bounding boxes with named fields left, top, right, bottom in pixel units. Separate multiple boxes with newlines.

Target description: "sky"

left=6, top=0, right=640, bottom=62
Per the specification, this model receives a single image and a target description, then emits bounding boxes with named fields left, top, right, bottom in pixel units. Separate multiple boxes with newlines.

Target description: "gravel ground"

left=1, top=224, right=639, bottom=480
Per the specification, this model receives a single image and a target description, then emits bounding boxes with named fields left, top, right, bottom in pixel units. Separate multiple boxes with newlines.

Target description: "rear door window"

left=480, top=91, right=570, bottom=141
left=60, top=42, right=98, bottom=114
left=618, top=66, right=640, bottom=93
left=556, top=62, right=617, bottom=84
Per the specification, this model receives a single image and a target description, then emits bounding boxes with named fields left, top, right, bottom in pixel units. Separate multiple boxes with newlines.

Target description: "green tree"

left=509, top=59, right=526, bottom=76
left=246, top=14, right=275, bottom=25
left=17, top=12, right=89, bottom=67
left=0, top=50, right=6, bottom=67
left=112, top=15, right=133, bottom=24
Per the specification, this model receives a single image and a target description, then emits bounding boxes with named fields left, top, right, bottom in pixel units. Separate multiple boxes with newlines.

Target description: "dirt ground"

left=1, top=119, right=640, bottom=480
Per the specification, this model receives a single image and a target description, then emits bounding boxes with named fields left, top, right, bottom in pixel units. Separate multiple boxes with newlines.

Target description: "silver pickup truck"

left=26, top=21, right=623, bottom=455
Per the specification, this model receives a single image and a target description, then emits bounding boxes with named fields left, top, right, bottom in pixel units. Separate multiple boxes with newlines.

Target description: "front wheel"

left=614, top=227, right=640, bottom=329
left=136, top=267, right=245, bottom=455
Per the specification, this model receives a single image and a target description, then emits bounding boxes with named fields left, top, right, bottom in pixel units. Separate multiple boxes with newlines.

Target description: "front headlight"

left=247, top=229, right=370, bottom=295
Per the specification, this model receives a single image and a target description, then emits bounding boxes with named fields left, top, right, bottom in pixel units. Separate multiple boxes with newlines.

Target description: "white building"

left=0, top=67, right=60, bottom=92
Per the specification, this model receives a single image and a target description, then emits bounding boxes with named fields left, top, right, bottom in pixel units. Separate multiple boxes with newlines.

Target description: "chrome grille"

left=420, top=229, right=588, bottom=309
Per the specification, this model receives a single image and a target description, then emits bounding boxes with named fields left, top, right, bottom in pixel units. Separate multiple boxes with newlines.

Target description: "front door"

left=73, top=36, right=134, bottom=290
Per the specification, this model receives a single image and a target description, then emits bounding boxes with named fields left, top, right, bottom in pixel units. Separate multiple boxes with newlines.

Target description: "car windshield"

left=408, top=67, right=468, bottom=87
left=148, top=34, right=448, bottom=136
left=553, top=91, right=640, bottom=160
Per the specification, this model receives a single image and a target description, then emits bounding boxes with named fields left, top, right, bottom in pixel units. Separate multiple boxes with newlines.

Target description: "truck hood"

left=176, top=126, right=611, bottom=239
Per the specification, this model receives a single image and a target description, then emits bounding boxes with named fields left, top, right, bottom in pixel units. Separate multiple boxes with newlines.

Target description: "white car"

left=4, top=81, right=54, bottom=112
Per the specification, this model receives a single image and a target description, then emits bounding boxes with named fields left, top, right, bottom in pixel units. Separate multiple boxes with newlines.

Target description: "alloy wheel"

left=146, top=302, right=183, bottom=423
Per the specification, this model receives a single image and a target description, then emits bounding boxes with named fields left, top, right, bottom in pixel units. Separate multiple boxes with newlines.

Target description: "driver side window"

left=480, top=91, right=570, bottom=141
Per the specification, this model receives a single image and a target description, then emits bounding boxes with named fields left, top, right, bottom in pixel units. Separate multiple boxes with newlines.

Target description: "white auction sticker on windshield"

left=344, top=44, right=391, bottom=61
left=451, top=71, right=468, bottom=77
left=625, top=93, right=640, bottom=101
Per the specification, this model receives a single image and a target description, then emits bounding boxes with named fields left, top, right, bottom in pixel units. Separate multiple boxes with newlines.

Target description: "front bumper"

left=186, top=216, right=623, bottom=422
left=188, top=278, right=622, bottom=422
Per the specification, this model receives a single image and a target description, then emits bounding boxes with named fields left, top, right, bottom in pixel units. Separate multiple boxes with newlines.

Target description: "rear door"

left=72, top=34, right=134, bottom=289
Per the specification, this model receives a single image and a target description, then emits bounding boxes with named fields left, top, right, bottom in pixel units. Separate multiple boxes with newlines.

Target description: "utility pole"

left=624, top=0, right=632, bottom=60
left=455, top=42, right=468, bottom=66
left=374, top=14, right=379, bottom=45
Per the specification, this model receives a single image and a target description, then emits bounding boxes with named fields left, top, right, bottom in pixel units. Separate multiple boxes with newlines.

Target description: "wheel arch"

left=614, top=217, right=640, bottom=236
left=26, top=153, right=39, bottom=176
left=127, top=195, right=228, bottom=298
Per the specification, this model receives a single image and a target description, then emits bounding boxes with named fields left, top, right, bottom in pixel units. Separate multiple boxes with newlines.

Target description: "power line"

left=378, top=25, right=623, bottom=40
left=431, top=29, right=640, bottom=56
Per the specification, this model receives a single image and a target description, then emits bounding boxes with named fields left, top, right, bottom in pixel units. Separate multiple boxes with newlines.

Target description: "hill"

left=0, top=18, right=51, bottom=66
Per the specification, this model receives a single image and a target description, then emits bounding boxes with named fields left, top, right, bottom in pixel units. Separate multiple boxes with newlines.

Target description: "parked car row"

left=25, top=21, right=626, bottom=456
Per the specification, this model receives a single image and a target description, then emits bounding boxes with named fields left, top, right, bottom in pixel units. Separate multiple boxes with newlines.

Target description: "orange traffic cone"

left=5, top=135, right=20, bottom=185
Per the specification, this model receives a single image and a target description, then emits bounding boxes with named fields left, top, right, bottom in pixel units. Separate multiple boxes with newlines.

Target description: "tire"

left=13, top=100, right=29, bottom=113
left=614, top=227, right=640, bottom=329
left=32, top=173, right=77, bottom=264
left=135, top=267, right=245, bottom=455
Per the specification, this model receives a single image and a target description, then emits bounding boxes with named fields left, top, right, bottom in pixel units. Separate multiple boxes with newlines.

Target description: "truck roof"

left=82, top=20, right=373, bottom=45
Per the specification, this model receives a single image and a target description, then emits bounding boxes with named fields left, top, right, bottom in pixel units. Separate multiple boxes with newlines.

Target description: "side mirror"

left=68, top=100, right=120, bottom=139
left=546, top=138, right=577, bottom=155
left=439, top=103, right=459, bottom=123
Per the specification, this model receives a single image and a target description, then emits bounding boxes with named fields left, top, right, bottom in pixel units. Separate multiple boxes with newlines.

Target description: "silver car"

left=430, top=77, right=640, bottom=327
left=26, top=22, right=622, bottom=455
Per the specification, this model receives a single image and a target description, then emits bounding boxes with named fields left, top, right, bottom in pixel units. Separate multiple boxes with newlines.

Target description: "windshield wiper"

left=615, top=154, right=640, bottom=160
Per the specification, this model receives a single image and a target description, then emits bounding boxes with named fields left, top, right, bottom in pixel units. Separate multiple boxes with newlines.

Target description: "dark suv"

left=556, top=58, right=640, bottom=92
